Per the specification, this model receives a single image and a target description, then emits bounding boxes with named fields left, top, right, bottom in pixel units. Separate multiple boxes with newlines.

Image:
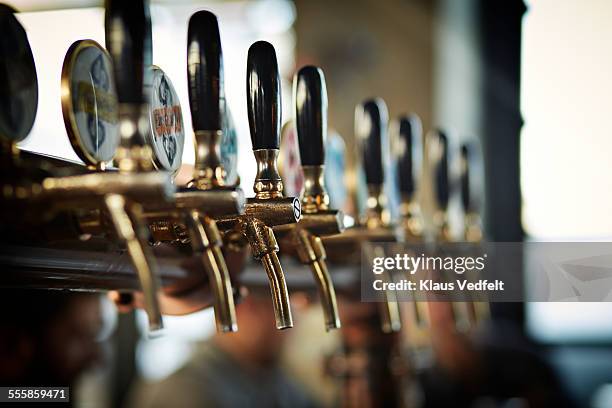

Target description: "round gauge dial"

left=0, top=6, right=38, bottom=144
left=61, top=40, right=119, bottom=166
left=146, top=66, right=185, bottom=175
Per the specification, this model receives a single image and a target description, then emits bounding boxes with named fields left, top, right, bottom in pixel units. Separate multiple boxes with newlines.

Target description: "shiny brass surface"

left=114, top=103, right=155, bottom=173
left=398, top=197, right=423, bottom=242
left=363, top=184, right=391, bottom=229
left=193, top=130, right=225, bottom=189
left=186, top=210, right=237, bottom=333
left=294, top=229, right=340, bottom=330
left=104, top=193, right=163, bottom=330
left=39, top=171, right=174, bottom=208
left=275, top=161, right=343, bottom=330
left=301, top=165, right=329, bottom=212
left=253, top=149, right=283, bottom=199
left=242, top=217, right=293, bottom=329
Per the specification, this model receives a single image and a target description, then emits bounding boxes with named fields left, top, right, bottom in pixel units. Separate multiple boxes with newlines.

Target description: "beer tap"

left=392, top=114, right=432, bottom=344
left=426, top=129, right=472, bottom=332
left=459, top=141, right=489, bottom=324
left=275, top=66, right=343, bottom=331
left=323, top=98, right=402, bottom=334
left=215, top=41, right=300, bottom=330
left=394, top=114, right=424, bottom=242
left=460, top=142, right=483, bottom=243
left=135, top=11, right=244, bottom=333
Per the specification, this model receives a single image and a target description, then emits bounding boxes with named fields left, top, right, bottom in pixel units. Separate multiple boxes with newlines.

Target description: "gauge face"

left=62, top=40, right=119, bottom=165
left=0, top=7, right=38, bottom=143
left=221, top=102, right=238, bottom=185
left=146, top=66, right=184, bottom=175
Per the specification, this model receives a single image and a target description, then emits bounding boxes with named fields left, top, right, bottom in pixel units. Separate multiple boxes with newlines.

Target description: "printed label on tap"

left=146, top=67, right=185, bottom=175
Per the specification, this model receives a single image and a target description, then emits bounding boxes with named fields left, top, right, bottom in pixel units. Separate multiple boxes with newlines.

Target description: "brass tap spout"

left=186, top=210, right=237, bottom=332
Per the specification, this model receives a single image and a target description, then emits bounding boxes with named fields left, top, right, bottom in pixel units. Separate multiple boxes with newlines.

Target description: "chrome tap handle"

left=294, top=66, right=326, bottom=166
left=247, top=41, right=281, bottom=150
left=355, top=98, right=388, bottom=187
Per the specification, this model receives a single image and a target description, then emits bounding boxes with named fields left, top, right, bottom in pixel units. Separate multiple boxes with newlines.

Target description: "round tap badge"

left=146, top=66, right=185, bottom=175
left=0, top=6, right=38, bottom=144
left=279, top=120, right=304, bottom=197
left=324, top=130, right=348, bottom=210
left=61, top=40, right=119, bottom=165
left=221, top=101, right=239, bottom=185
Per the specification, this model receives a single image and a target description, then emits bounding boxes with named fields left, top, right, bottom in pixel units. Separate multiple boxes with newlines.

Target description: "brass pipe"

left=242, top=217, right=293, bottom=329
left=260, top=252, right=293, bottom=330
left=295, top=229, right=341, bottom=330
left=186, top=210, right=237, bottom=332
left=104, top=193, right=163, bottom=330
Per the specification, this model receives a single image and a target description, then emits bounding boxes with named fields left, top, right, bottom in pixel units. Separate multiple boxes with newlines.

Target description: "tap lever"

left=294, top=66, right=326, bottom=166
left=356, top=98, right=389, bottom=227
left=187, top=11, right=226, bottom=187
left=355, top=99, right=388, bottom=187
left=394, top=115, right=422, bottom=200
left=294, top=66, right=331, bottom=212
left=247, top=41, right=281, bottom=150
left=427, top=129, right=450, bottom=213
left=460, top=142, right=484, bottom=216
left=104, top=0, right=151, bottom=106
left=187, top=11, right=223, bottom=132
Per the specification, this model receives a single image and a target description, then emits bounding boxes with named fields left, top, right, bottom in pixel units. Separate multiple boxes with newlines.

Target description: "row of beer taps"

left=0, top=0, right=488, bottom=384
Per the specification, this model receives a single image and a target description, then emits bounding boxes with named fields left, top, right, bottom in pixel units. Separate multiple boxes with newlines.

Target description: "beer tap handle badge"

left=324, top=130, right=348, bottom=211
left=279, top=121, right=303, bottom=197
left=0, top=5, right=38, bottom=145
left=61, top=40, right=119, bottom=166
left=145, top=66, right=184, bottom=175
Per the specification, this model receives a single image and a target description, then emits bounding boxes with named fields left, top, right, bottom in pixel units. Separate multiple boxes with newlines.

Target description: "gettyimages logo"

left=371, top=253, right=488, bottom=275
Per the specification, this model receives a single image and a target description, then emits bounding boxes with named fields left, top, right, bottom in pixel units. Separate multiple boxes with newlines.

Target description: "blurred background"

left=5, top=0, right=612, bottom=406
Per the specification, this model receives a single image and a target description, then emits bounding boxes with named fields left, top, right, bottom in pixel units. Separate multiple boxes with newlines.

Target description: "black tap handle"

left=104, top=0, right=152, bottom=104
left=187, top=10, right=223, bottom=132
left=356, top=98, right=387, bottom=186
left=294, top=66, right=327, bottom=166
left=396, top=114, right=422, bottom=197
left=430, top=129, right=449, bottom=210
left=246, top=41, right=280, bottom=150
left=460, top=141, right=483, bottom=213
